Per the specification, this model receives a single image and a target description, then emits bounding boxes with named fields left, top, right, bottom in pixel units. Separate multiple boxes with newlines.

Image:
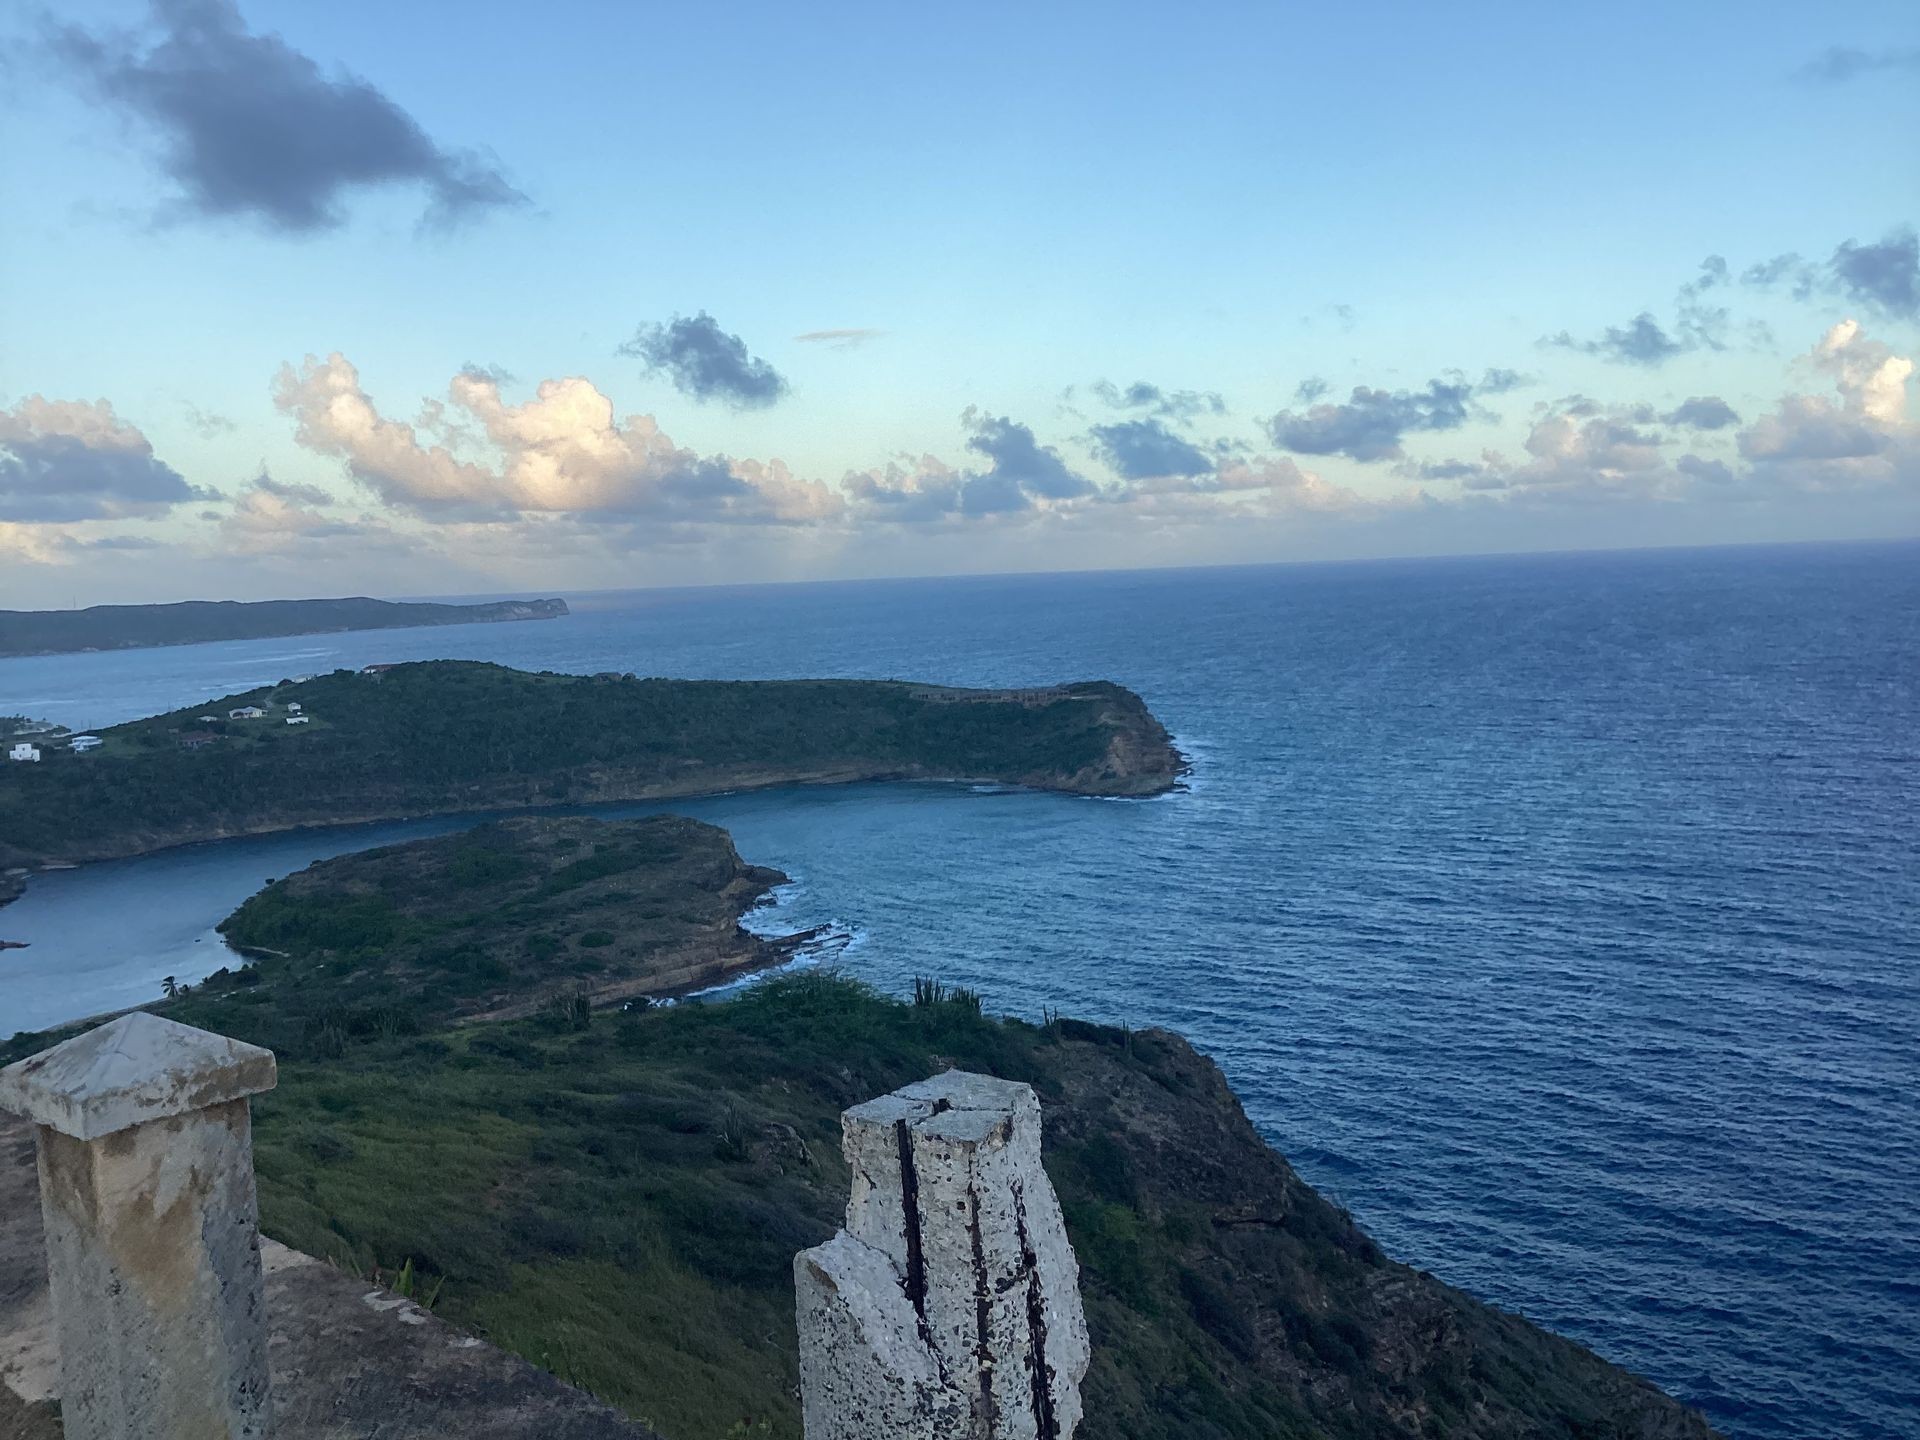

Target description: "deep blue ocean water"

left=3, top=542, right=1917, bottom=1438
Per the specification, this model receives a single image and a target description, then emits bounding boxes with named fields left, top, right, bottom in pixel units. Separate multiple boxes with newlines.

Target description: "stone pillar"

left=795, top=1071, right=1089, bottom=1440
left=0, top=1011, right=277, bottom=1440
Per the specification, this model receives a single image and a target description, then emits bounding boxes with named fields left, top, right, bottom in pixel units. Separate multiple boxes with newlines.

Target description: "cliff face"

left=1039, top=1023, right=1719, bottom=1440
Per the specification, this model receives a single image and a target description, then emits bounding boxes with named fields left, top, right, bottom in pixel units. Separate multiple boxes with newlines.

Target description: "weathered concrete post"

left=794, top=1071, right=1089, bottom=1440
left=0, top=1011, right=277, bottom=1439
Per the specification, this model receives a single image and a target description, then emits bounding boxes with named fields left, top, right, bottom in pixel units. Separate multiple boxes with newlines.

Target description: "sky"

left=1, top=0, right=1916, bottom=607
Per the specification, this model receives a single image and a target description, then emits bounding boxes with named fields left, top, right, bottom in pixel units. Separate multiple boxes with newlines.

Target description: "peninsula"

left=0, top=660, right=1184, bottom=883
left=0, top=813, right=1720, bottom=1440
left=218, top=814, right=803, bottom=1034
left=0, top=595, right=569, bottom=658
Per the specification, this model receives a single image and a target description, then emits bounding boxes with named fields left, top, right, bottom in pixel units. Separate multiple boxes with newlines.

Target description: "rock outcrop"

left=796, top=1071, right=1089, bottom=1440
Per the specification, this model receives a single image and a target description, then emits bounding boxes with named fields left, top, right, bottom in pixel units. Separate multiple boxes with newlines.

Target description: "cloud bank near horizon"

left=5, top=309, right=1913, bottom=597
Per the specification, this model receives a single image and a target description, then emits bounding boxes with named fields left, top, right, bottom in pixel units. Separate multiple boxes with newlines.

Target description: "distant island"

left=2, top=815, right=1721, bottom=1440
left=0, top=595, right=569, bottom=658
left=0, top=660, right=1184, bottom=885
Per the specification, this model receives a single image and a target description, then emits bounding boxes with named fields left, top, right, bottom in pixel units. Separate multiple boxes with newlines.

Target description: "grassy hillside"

left=215, top=815, right=795, bottom=1037
left=0, top=809, right=1716, bottom=1440
left=0, top=814, right=1718, bottom=1440
left=52, top=971, right=1710, bottom=1440
left=0, top=661, right=1182, bottom=873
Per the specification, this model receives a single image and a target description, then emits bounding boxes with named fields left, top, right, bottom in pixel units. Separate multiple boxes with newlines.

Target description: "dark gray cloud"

left=1831, top=229, right=1919, bottom=319
left=1742, top=228, right=1920, bottom=320
left=1796, top=46, right=1920, bottom=82
left=1294, top=377, right=1330, bottom=403
left=1398, top=457, right=1503, bottom=487
left=1089, top=419, right=1215, bottom=480
left=1546, top=256, right=1732, bottom=367
left=1267, top=369, right=1521, bottom=463
left=620, top=313, right=790, bottom=408
left=846, top=412, right=1096, bottom=519
left=1665, top=396, right=1741, bottom=430
left=1547, top=312, right=1686, bottom=366
left=1677, top=454, right=1737, bottom=485
left=50, top=0, right=525, bottom=233
left=964, top=413, right=1094, bottom=503
left=1089, top=380, right=1226, bottom=422
left=0, top=437, right=196, bottom=521
left=0, top=397, right=203, bottom=522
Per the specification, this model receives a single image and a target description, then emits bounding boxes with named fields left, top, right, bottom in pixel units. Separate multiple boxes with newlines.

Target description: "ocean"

left=2, top=541, right=1916, bottom=1438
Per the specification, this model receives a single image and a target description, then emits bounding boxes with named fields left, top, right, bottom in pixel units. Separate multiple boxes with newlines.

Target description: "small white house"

left=229, top=706, right=267, bottom=720
left=286, top=703, right=302, bottom=715
left=285, top=716, right=310, bottom=726
left=8, top=743, right=41, bottom=763
left=69, top=735, right=102, bottom=753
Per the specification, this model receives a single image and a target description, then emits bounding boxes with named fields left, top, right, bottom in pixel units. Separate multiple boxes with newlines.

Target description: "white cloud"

left=1739, top=320, right=1917, bottom=491
left=273, top=353, right=841, bottom=524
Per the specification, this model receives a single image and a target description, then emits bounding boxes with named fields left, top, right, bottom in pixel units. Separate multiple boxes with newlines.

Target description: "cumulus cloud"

left=1399, top=402, right=1687, bottom=504
left=49, top=0, right=525, bottom=233
left=1739, top=320, right=1916, bottom=489
left=1088, top=380, right=1226, bottom=422
left=0, top=396, right=203, bottom=522
left=1665, top=396, right=1742, bottom=430
left=1088, top=418, right=1215, bottom=481
left=1743, top=227, right=1920, bottom=321
left=962, top=412, right=1095, bottom=507
left=1412, top=322, right=1915, bottom=505
left=217, top=470, right=411, bottom=557
left=619, top=313, right=789, bottom=408
left=273, top=352, right=838, bottom=524
left=1831, top=230, right=1920, bottom=320
left=1795, top=47, right=1920, bottom=83
left=1266, top=369, right=1522, bottom=462
left=847, top=412, right=1095, bottom=520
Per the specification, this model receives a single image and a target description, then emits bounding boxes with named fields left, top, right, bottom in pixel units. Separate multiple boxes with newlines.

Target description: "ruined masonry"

left=0, top=1012, right=277, bottom=1440
left=794, top=1071, right=1090, bottom=1440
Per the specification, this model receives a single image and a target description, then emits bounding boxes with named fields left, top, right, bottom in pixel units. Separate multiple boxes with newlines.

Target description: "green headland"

left=1, top=815, right=1718, bottom=1440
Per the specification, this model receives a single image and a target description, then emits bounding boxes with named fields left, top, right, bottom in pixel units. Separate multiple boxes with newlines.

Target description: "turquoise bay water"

left=2, top=543, right=1916, bottom=1438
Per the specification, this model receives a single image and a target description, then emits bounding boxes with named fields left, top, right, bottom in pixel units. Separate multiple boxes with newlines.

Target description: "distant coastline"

left=0, top=595, right=569, bottom=659
left=0, top=661, right=1185, bottom=902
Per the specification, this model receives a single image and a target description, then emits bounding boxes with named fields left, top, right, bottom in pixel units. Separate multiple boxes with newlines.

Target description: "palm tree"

left=160, top=975, right=179, bottom=998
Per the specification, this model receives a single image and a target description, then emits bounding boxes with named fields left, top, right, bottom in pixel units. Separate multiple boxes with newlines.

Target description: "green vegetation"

left=141, top=976, right=1707, bottom=1440
left=0, top=814, right=1711, bottom=1440
left=0, top=661, right=1181, bottom=875
left=0, top=595, right=567, bottom=658
left=210, top=815, right=789, bottom=1043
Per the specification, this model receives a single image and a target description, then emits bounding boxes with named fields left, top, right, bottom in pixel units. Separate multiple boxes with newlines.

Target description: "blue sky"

left=2, top=0, right=1916, bottom=604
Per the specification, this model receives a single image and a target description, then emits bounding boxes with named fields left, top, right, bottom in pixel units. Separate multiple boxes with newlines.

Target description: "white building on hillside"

left=229, top=706, right=267, bottom=720
left=70, top=735, right=102, bottom=752
left=8, top=743, right=41, bottom=763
